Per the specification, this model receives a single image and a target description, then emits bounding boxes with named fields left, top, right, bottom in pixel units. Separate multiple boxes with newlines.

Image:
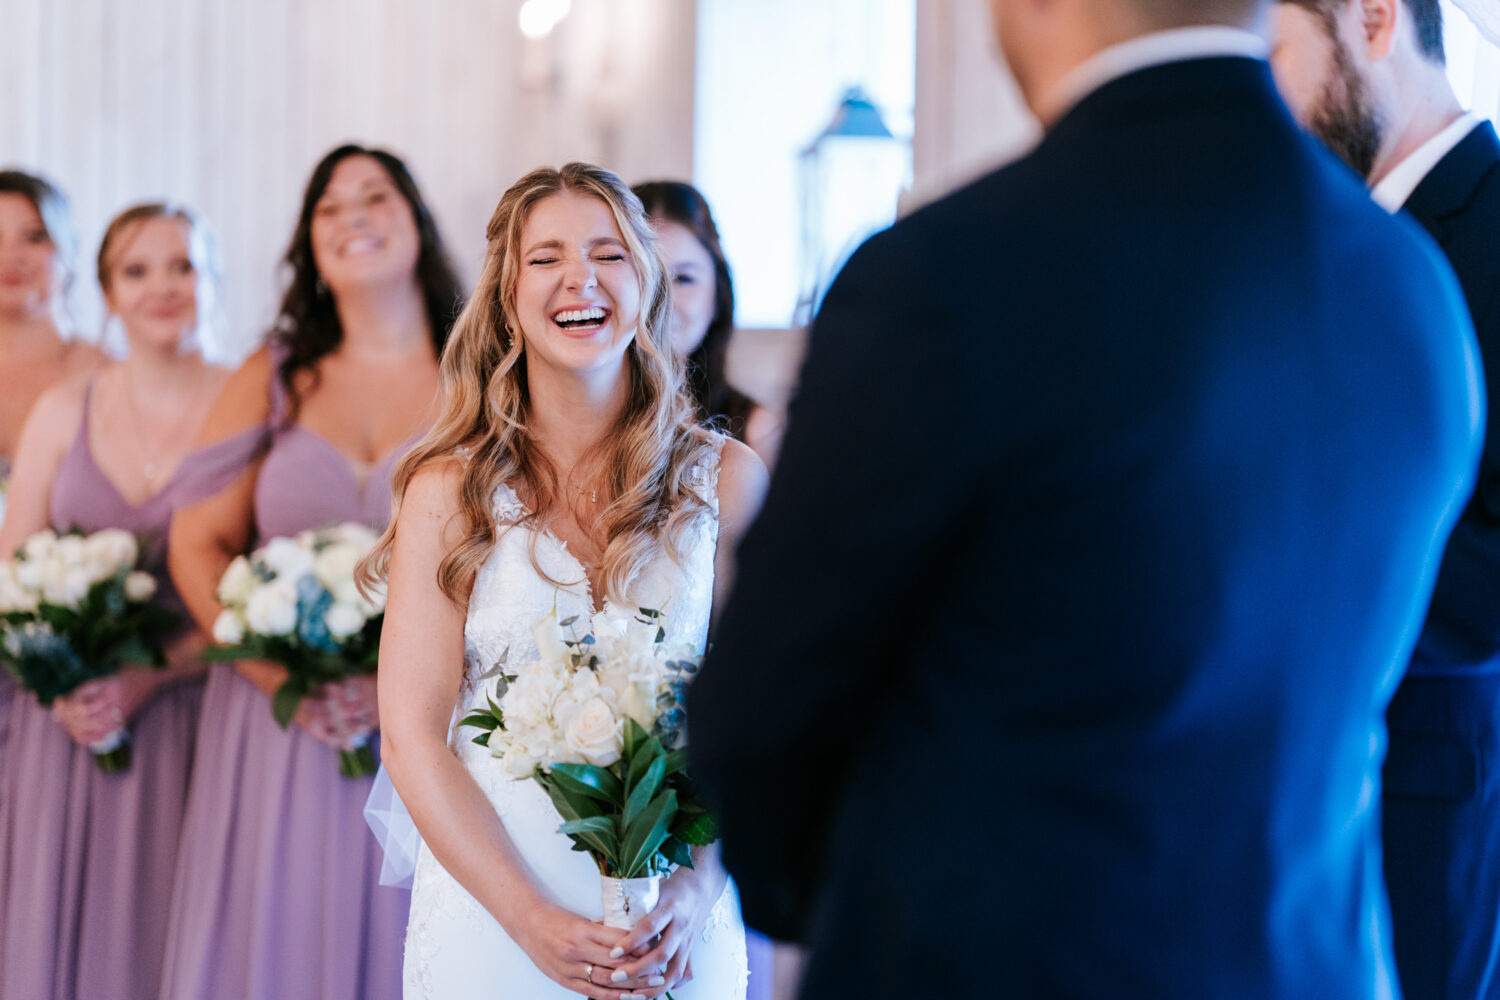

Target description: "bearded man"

left=1272, top=2, right=1500, bottom=997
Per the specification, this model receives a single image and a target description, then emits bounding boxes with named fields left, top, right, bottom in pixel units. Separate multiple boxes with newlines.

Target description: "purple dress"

left=160, top=351, right=413, bottom=1000
left=0, top=384, right=262, bottom=1000
left=0, top=456, right=13, bottom=806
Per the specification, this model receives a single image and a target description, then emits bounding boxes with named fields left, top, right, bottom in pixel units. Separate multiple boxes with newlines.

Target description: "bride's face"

left=513, top=190, right=642, bottom=379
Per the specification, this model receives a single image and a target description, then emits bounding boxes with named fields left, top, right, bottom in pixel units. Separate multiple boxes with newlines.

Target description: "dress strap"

left=685, top=433, right=726, bottom=515
left=266, top=338, right=292, bottom=427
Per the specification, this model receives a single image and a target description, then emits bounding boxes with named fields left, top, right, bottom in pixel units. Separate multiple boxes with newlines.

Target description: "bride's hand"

left=605, top=870, right=720, bottom=997
left=513, top=900, right=644, bottom=1000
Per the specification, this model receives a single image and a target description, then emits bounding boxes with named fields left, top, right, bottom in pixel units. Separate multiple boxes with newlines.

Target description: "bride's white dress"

left=403, top=442, right=748, bottom=999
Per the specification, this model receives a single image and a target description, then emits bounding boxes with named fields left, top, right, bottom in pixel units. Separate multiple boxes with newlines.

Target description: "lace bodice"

left=454, top=441, right=722, bottom=778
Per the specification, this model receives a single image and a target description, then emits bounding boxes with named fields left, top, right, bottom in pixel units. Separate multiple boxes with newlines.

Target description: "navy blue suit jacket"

left=1382, top=121, right=1500, bottom=1000
left=690, top=58, right=1482, bottom=998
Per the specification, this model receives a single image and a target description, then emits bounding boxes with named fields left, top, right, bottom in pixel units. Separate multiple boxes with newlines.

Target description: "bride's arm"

left=378, top=461, right=640, bottom=1000
left=610, top=438, right=770, bottom=992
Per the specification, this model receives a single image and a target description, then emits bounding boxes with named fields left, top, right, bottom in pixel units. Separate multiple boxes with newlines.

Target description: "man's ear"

left=1361, top=0, right=1400, bottom=60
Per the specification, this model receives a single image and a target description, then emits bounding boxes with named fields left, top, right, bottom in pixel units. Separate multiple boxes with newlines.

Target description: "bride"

left=365, top=162, right=765, bottom=999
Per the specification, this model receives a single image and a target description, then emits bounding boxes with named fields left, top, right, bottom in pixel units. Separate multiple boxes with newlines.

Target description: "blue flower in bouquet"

left=295, top=574, right=338, bottom=653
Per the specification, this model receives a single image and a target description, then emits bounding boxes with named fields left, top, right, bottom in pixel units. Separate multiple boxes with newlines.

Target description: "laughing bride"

left=362, top=162, right=765, bottom=1000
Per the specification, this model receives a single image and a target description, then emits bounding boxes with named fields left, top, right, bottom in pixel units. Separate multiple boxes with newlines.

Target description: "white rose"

left=324, top=602, right=366, bottom=639
left=21, top=530, right=58, bottom=563
left=56, top=534, right=89, bottom=573
left=42, top=564, right=92, bottom=609
left=562, top=698, right=622, bottom=767
left=14, top=559, right=43, bottom=591
left=123, top=571, right=157, bottom=603
left=314, top=542, right=361, bottom=592
left=323, top=522, right=379, bottom=551
left=83, top=529, right=137, bottom=574
left=257, top=536, right=316, bottom=582
left=218, top=555, right=258, bottom=606
left=244, top=580, right=299, bottom=636
left=212, top=609, right=246, bottom=644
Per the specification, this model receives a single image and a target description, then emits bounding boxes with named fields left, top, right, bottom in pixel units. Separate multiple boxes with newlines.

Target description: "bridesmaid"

left=632, top=181, right=781, bottom=467
left=0, top=170, right=104, bottom=786
left=161, top=144, right=464, bottom=1000
left=0, top=202, right=251, bottom=1000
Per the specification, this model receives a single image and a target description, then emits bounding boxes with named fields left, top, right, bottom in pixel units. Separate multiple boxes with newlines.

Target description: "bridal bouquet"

left=461, top=607, right=719, bottom=930
left=0, top=528, right=177, bottom=771
left=205, top=522, right=384, bottom=777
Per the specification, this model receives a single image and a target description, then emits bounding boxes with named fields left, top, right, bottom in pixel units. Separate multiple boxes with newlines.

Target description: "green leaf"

left=270, top=681, right=305, bottom=728
left=624, top=754, right=667, bottom=828
left=620, top=787, right=676, bottom=878
left=547, top=762, right=624, bottom=807
left=622, top=716, right=650, bottom=761
left=662, top=748, right=689, bottom=778
left=558, top=816, right=616, bottom=838
left=458, top=711, right=499, bottom=731
left=674, top=811, right=719, bottom=847
left=472, top=732, right=491, bottom=747
left=660, top=835, right=695, bottom=870
left=626, top=733, right=665, bottom=793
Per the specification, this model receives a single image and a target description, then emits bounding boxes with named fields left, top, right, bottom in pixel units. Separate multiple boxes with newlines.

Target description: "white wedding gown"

left=403, top=442, right=748, bottom=999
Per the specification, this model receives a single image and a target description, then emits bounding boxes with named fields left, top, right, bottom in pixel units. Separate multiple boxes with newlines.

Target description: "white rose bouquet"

left=461, top=607, right=719, bottom=934
left=0, top=528, right=178, bottom=771
left=204, top=522, right=385, bottom=777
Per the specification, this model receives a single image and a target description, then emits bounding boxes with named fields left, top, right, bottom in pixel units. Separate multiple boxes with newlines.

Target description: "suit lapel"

left=1402, top=122, right=1500, bottom=242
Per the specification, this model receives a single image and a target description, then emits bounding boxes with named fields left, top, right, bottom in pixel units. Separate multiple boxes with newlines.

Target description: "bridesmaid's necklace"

left=120, top=364, right=201, bottom=487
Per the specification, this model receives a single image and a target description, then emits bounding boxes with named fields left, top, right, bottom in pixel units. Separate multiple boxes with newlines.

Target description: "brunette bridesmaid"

left=0, top=170, right=104, bottom=786
left=160, top=145, right=463, bottom=1000
left=0, top=203, right=254, bottom=1000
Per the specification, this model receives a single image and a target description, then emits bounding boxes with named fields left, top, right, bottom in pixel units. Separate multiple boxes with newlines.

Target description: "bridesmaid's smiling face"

left=513, top=189, right=643, bottom=378
left=309, top=155, right=422, bottom=297
left=0, top=193, right=59, bottom=321
left=102, top=216, right=199, bottom=352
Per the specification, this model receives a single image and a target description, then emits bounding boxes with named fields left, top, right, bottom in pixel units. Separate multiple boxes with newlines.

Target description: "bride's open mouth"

left=551, top=305, right=611, bottom=333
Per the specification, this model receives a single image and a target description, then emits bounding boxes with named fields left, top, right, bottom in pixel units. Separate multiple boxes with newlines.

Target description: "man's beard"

left=1309, top=30, right=1385, bottom=179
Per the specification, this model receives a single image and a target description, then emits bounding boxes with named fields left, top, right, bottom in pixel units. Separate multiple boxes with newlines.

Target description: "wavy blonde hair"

left=362, top=162, right=713, bottom=605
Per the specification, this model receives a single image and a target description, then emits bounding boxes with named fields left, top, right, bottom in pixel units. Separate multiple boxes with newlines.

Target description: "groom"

left=691, top=0, right=1484, bottom=997
left=1271, top=2, right=1500, bottom=996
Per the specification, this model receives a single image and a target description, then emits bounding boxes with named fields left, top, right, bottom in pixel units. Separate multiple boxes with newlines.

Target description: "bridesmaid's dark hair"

left=272, top=144, right=464, bottom=420
left=631, top=180, right=756, bottom=439
left=0, top=168, right=78, bottom=293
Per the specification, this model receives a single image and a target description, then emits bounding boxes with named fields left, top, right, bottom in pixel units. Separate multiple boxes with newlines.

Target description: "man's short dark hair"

left=1279, top=0, right=1445, bottom=65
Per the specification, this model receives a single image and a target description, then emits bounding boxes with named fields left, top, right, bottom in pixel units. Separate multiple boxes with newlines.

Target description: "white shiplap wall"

left=0, top=0, right=695, bottom=361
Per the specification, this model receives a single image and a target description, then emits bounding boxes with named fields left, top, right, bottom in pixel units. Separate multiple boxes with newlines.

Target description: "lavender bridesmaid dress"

left=161, top=349, right=414, bottom=1000
left=0, top=384, right=263, bottom=1000
left=0, top=456, right=13, bottom=808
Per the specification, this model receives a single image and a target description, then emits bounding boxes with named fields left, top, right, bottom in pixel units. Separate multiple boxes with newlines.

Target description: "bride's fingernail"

left=609, top=947, right=625, bottom=959
left=648, top=976, right=666, bottom=987
left=611, top=969, right=628, bottom=982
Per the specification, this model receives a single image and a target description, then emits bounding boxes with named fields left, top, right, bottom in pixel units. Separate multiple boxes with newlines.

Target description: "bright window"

left=1443, top=0, right=1500, bottom=119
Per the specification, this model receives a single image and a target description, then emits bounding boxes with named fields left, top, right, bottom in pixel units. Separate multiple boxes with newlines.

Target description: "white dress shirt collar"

left=1371, top=112, right=1483, bottom=212
left=1043, top=26, right=1270, bottom=125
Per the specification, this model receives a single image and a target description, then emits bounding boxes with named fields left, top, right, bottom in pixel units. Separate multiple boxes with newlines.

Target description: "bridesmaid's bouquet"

left=0, top=528, right=177, bottom=771
left=461, top=607, right=719, bottom=930
left=206, top=522, right=385, bottom=777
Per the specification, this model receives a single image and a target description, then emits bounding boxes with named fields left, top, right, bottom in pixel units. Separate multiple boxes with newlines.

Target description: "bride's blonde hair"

left=362, top=162, right=713, bottom=604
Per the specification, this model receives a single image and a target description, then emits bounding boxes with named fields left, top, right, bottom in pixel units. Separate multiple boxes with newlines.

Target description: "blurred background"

left=2, top=0, right=1497, bottom=410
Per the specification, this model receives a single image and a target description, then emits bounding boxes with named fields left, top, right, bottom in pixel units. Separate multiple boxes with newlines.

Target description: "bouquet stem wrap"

left=90, top=728, right=132, bottom=773
left=600, top=874, right=660, bottom=930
